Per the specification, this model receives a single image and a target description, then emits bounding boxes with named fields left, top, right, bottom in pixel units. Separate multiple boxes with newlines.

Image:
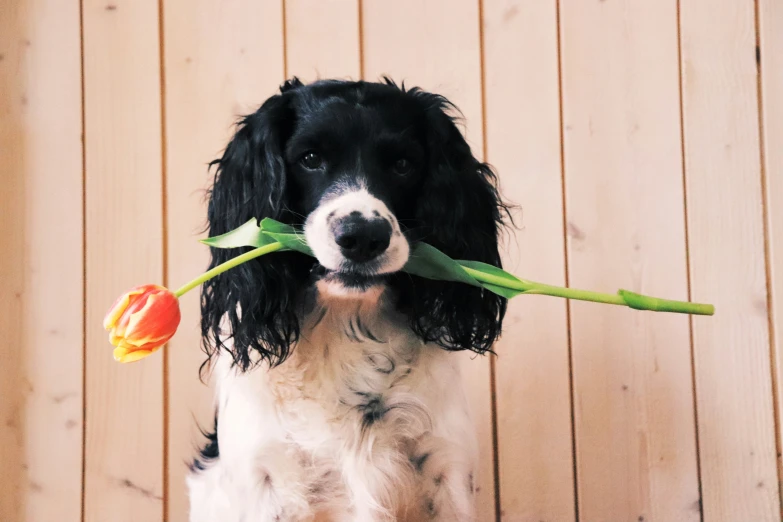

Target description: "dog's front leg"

left=339, top=444, right=415, bottom=522
left=241, top=443, right=320, bottom=522
left=406, top=436, right=478, bottom=522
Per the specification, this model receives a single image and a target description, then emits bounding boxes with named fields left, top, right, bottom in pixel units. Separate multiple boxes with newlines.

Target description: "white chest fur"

left=188, top=289, right=480, bottom=522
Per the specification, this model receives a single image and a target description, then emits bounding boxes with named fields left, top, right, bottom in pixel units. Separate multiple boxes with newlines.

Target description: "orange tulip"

left=104, top=284, right=181, bottom=363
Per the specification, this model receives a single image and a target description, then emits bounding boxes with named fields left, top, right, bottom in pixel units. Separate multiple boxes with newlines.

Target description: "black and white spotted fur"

left=188, top=78, right=508, bottom=521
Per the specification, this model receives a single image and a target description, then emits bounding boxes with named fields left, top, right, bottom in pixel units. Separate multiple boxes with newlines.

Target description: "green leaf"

left=617, top=289, right=650, bottom=311
left=479, top=282, right=526, bottom=299
left=457, top=260, right=534, bottom=298
left=403, top=243, right=482, bottom=287
left=259, top=218, right=313, bottom=256
left=457, top=260, right=533, bottom=286
left=199, top=218, right=313, bottom=256
left=618, top=289, right=715, bottom=315
left=200, top=218, right=276, bottom=249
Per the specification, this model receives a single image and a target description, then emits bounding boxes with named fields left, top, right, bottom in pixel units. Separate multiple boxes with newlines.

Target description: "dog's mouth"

left=312, top=263, right=390, bottom=290
left=328, top=271, right=388, bottom=289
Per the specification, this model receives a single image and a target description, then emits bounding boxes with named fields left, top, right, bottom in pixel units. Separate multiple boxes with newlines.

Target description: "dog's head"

left=202, top=78, right=508, bottom=370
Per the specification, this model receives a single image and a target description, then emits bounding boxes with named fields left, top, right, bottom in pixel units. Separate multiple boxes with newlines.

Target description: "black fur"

left=359, top=395, right=388, bottom=429
left=410, top=452, right=430, bottom=473
left=201, top=78, right=509, bottom=373
left=190, top=417, right=220, bottom=472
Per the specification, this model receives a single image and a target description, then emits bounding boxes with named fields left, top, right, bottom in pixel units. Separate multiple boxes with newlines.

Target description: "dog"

left=187, top=78, right=508, bottom=522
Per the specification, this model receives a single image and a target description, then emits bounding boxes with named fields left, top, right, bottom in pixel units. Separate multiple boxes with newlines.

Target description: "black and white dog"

left=188, top=78, right=508, bottom=522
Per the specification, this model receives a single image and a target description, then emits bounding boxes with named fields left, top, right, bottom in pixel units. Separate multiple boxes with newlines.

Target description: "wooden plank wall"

left=1, top=1, right=782, bottom=521
left=0, top=2, right=83, bottom=521
left=560, top=3, right=700, bottom=520
left=681, top=1, right=780, bottom=520
left=82, top=1, right=165, bottom=520
left=483, top=2, right=576, bottom=520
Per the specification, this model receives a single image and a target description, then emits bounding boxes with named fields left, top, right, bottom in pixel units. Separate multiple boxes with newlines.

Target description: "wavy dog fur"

left=191, top=78, right=510, bottom=522
left=201, top=78, right=508, bottom=372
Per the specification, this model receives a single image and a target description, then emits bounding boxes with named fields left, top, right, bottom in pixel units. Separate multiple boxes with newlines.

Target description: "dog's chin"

left=327, top=270, right=386, bottom=288
left=313, top=263, right=391, bottom=299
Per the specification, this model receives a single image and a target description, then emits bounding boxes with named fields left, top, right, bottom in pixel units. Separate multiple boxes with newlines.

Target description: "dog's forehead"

left=290, top=84, right=422, bottom=135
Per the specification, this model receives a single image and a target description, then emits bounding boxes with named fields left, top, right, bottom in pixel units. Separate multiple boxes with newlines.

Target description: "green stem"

left=173, top=242, right=285, bottom=298
left=461, top=266, right=626, bottom=305
left=461, top=265, right=714, bottom=315
left=171, top=234, right=714, bottom=316
left=523, top=283, right=628, bottom=305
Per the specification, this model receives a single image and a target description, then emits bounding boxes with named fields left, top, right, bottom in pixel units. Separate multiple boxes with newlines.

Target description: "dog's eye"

left=300, top=152, right=324, bottom=170
left=392, top=158, right=412, bottom=176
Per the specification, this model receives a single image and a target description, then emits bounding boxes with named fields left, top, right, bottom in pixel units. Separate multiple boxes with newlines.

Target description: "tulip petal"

left=114, top=346, right=156, bottom=363
left=115, top=287, right=159, bottom=331
left=123, top=292, right=181, bottom=345
left=103, top=287, right=144, bottom=330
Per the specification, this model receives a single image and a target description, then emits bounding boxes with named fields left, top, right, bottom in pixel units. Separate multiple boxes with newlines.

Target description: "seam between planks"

left=476, top=0, right=501, bottom=519
left=157, top=0, right=170, bottom=519
left=358, top=0, right=365, bottom=80
left=675, top=0, right=705, bottom=519
left=554, top=1, right=580, bottom=520
left=753, top=0, right=783, bottom=516
left=79, top=0, right=88, bottom=520
left=282, top=0, right=289, bottom=81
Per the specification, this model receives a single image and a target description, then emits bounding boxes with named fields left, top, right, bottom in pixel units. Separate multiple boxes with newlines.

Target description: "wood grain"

left=285, top=0, right=360, bottom=81
left=4, top=1, right=783, bottom=519
left=759, top=0, right=783, bottom=504
left=83, top=0, right=164, bottom=520
left=0, top=1, right=83, bottom=520
left=162, top=1, right=285, bottom=520
left=560, top=1, right=700, bottom=520
left=363, top=1, right=496, bottom=518
left=482, top=1, right=576, bottom=521
left=680, top=0, right=780, bottom=519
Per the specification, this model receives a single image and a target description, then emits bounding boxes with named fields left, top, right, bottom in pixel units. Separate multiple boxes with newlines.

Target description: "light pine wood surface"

left=1, top=1, right=781, bottom=521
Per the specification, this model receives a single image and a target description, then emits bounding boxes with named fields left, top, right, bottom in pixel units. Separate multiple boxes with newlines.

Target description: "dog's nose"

left=334, top=215, right=392, bottom=263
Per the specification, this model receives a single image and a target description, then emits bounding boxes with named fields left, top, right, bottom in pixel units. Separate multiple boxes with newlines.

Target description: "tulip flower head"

left=103, top=284, right=181, bottom=363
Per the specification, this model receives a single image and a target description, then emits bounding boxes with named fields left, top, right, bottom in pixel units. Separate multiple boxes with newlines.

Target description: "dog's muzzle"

left=305, top=188, right=410, bottom=277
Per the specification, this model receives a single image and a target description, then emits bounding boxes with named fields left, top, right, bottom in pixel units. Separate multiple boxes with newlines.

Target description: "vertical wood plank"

left=163, top=1, right=285, bottom=520
left=760, top=0, right=783, bottom=504
left=482, top=1, right=576, bottom=520
left=560, top=1, right=700, bottom=520
left=0, top=1, right=84, bottom=520
left=83, top=0, right=164, bottom=520
left=680, top=0, right=780, bottom=520
left=363, top=1, right=496, bottom=519
left=285, top=0, right=360, bottom=81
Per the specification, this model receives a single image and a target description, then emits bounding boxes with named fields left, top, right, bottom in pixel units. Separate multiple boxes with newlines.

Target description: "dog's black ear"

left=201, top=88, right=308, bottom=373
left=399, top=91, right=509, bottom=354
left=206, top=93, right=292, bottom=236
